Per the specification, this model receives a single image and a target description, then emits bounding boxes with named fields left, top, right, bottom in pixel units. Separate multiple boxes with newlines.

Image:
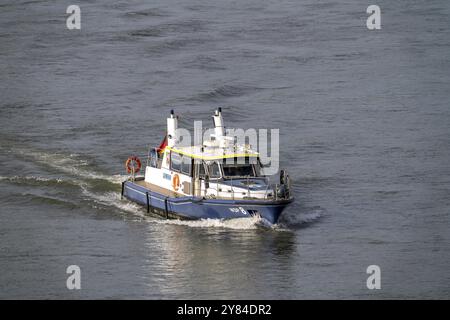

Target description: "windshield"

left=222, top=163, right=255, bottom=177
left=208, top=162, right=221, bottom=179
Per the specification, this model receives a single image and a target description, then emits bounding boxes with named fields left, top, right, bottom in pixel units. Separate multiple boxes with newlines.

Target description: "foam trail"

left=299, top=210, right=323, bottom=223
left=153, top=215, right=288, bottom=231
left=79, top=186, right=146, bottom=217
left=281, top=206, right=326, bottom=227
left=0, top=175, right=84, bottom=188
left=14, top=148, right=126, bottom=184
left=0, top=175, right=62, bottom=183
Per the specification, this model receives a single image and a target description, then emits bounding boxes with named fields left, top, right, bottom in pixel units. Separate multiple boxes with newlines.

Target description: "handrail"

left=246, top=176, right=250, bottom=198
left=201, top=175, right=291, bottom=201
left=146, top=146, right=151, bottom=168
left=231, top=177, right=234, bottom=200
left=264, top=182, right=270, bottom=200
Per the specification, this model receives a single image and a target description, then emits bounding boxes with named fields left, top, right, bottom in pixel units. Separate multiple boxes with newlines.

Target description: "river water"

left=1, top=0, right=449, bottom=299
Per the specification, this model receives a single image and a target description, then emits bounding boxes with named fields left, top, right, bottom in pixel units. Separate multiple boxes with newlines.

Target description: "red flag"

left=157, top=135, right=168, bottom=153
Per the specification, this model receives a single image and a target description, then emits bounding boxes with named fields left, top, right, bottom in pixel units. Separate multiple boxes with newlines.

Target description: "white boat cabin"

left=144, top=109, right=275, bottom=200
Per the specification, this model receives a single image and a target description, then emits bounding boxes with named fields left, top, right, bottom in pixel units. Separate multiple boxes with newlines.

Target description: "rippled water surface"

left=1, top=0, right=450, bottom=299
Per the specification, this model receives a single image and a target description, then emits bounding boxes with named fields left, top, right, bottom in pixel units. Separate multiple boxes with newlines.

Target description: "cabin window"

left=254, top=158, right=263, bottom=176
left=222, top=157, right=256, bottom=177
left=198, top=162, right=206, bottom=178
left=222, top=163, right=255, bottom=177
left=170, top=152, right=182, bottom=172
left=181, top=156, right=192, bottom=176
left=208, top=162, right=221, bottom=179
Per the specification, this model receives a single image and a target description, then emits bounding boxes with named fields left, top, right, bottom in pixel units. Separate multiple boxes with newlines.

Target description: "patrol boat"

left=121, top=109, right=293, bottom=224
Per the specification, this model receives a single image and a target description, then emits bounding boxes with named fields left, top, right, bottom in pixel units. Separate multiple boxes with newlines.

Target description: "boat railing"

left=204, top=176, right=291, bottom=201
left=247, top=176, right=250, bottom=199
left=146, top=147, right=151, bottom=168
left=231, top=177, right=234, bottom=200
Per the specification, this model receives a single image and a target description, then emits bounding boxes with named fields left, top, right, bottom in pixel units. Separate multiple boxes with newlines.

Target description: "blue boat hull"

left=122, top=180, right=293, bottom=224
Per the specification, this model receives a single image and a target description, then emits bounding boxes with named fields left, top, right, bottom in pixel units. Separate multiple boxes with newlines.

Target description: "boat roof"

left=166, top=145, right=259, bottom=160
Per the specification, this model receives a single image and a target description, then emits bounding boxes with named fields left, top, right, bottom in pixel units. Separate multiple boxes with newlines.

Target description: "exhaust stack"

left=212, top=107, right=225, bottom=138
left=167, top=109, right=177, bottom=148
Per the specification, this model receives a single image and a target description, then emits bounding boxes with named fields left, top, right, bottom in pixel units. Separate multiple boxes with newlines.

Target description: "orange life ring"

left=172, top=174, right=180, bottom=191
left=125, top=156, right=141, bottom=174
